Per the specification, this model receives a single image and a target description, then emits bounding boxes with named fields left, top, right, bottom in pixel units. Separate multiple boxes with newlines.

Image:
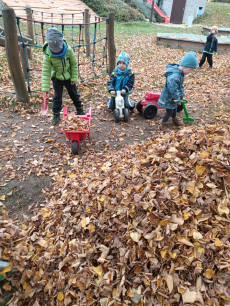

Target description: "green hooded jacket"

left=41, top=40, right=78, bottom=92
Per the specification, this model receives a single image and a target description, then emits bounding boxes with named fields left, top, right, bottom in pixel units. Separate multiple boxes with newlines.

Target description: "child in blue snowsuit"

left=107, top=52, right=135, bottom=111
left=198, top=26, right=218, bottom=69
left=157, top=52, right=198, bottom=132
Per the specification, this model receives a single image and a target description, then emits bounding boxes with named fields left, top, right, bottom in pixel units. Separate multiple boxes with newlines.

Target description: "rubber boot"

left=52, top=113, right=60, bottom=125
left=172, top=117, right=183, bottom=126
left=159, top=123, right=170, bottom=132
left=76, top=107, right=85, bottom=115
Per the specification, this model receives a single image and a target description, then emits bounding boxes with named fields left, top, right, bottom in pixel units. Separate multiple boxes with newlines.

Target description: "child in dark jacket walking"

left=157, top=52, right=198, bottom=132
left=107, top=52, right=135, bottom=111
left=198, top=26, right=218, bottom=69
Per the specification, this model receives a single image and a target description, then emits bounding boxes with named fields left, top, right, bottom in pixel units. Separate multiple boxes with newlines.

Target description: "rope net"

left=0, top=11, right=108, bottom=94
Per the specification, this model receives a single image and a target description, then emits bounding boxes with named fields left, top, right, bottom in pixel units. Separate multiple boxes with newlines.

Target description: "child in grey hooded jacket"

left=157, top=52, right=198, bottom=132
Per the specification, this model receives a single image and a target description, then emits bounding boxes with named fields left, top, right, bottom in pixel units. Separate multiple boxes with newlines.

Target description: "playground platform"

left=2, top=0, right=97, bottom=23
left=157, top=33, right=230, bottom=53
left=203, top=26, right=230, bottom=37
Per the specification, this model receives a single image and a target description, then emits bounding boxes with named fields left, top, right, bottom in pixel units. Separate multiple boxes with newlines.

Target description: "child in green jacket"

left=42, top=27, right=85, bottom=125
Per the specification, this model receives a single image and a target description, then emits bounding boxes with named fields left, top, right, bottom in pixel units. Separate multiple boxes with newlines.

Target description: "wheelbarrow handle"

left=87, top=106, right=92, bottom=117
left=63, top=105, right=68, bottom=118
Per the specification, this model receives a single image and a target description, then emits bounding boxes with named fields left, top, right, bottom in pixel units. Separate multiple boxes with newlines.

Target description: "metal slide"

left=146, top=0, right=170, bottom=24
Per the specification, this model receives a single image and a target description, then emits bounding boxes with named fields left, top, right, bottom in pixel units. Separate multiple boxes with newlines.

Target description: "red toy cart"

left=136, top=92, right=184, bottom=119
left=60, top=105, right=92, bottom=155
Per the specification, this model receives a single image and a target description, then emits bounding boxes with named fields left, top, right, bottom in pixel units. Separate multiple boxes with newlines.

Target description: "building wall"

left=162, top=0, right=173, bottom=18
left=161, top=0, right=207, bottom=24
left=182, top=0, right=207, bottom=23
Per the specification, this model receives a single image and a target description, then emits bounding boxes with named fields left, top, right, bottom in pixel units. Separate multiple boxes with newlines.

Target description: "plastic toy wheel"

left=72, top=141, right=79, bottom=155
left=136, top=99, right=144, bottom=113
left=114, top=109, right=120, bottom=123
left=123, top=108, right=129, bottom=122
left=177, top=104, right=183, bottom=112
left=143, top=104, right=157, bottom=119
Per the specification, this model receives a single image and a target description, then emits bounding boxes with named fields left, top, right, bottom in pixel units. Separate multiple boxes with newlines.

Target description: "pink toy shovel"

left=41, top=93, right=48, bottom=115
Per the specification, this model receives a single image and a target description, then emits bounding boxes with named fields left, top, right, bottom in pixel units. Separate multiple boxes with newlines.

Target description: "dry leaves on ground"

left=2, top=123, right=230, bottom=306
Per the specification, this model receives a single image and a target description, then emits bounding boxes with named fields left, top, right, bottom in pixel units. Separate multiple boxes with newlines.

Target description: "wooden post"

left=84, top=9, right=90, bottom=57
left=106, top=13, right=116, bottom=74
left=2, top=8, right=29, bottom=102
left=129, top=0, right=131, bottom=6
left=25, top=6, right=34, bottom=44
left=150, top=0, right=155, bottom=22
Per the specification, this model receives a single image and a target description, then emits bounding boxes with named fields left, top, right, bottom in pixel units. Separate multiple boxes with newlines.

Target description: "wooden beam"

left=2, top=8, right=29, bottom=102
left=106, top=12, right=116, bottom=74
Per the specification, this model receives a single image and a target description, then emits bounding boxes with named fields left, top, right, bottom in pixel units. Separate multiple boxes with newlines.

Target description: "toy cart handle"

left=181, top=100, right=189, bottom=117
left=87, top=106, right=92, bottom=118
left=63, top=105, right=68, bottom=118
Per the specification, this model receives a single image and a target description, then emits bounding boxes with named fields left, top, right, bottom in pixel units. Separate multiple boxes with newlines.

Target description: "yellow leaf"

left=183, top=210, right=191, bottom=220
left=119, top=138, right=124, bottom=141
left=38, top=239, right=47, bottom=248
left=215, top=238, right=224, bottom=247
left=155, top=231, right=164, bottom=241
left=98, top=195, right=106, bottom=202
left=199, top=151, right=209, bottom=158
left=218, top=203, right=229, bottom=216
left=203, top=269, right=215, bottom=279
left=193, top=232, right=203, bottom=240
left=1, top=263, right=12, bottom=274
left=88, top=223, right=95, bottom=233
left=178, top=287, right=186, bottom=295
left=43, top=210, right=52, bottom=218
left=160, top=220, right=169, bottom=226
left=164, top=153, right=172, bottom=159
left=0, top=195, right=5, bottom=201
left=186, top=182, right=195, bottom=194
left=92, top=265, right=103, bottom=276
left=80, top=217, right=90, bottom=228
left=68, top=173, right=75, bottom=178
left=47, top=139, right=54, bottom=142
left=57, top=292, right=64, bottom=301
left=160, top=250, right=167, bottom=258
left=207, top=183, right=217, bottom=188
left=169, top=252, right=177, bottom=259
left=130, top=232, right=141, bottom=242
left=195, top=166, right=206, bottom=176
left=23, top=282, right=27, bottom=289
left=143, top=277, right=150, bottom=286
left=3, top=283, right=11, bottom=291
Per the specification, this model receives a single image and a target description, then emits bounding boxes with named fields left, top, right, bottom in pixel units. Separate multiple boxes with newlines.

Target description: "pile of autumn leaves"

left=2, top=124, right=230, bottom=306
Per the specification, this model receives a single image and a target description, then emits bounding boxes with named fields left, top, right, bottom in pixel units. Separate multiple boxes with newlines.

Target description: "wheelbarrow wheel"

left=177, top=104, right=183, bottom=112
left=143, top=104, right=157, bottom=119
left=123, top=108, right=129, bottom=122
left=136, top=99, right=144, bottom=113
left=114, top=109, right=120, bottom=123
left=72, top=141, right=79, bottom=155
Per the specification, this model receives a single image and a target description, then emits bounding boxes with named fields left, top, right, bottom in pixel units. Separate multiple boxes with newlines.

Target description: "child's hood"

left=164, top=64, right=182, bottom=77
left=42, top=39, right=69, bottom=56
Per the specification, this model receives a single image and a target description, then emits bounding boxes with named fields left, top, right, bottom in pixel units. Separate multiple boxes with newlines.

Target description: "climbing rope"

left=0, top=12, right=108, bottom=94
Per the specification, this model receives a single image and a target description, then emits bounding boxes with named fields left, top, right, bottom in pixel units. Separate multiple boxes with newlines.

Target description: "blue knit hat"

left=117, top=52, right=130, bottom=66
left=180, top=52, right=198, bottom=68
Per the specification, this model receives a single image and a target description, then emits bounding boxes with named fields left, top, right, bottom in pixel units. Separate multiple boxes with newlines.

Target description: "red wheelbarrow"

left=60, top=105, right=92, bottom=155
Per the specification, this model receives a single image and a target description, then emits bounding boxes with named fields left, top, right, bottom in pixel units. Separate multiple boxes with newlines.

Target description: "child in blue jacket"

left=158, top=52, right=198, bottom=132
left=198, top=26, right=218, bottom=69
left=107, top=52, right=135, bottom=111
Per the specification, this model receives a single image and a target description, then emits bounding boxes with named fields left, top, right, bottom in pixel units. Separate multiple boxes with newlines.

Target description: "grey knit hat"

left=46, top=27, right=63, bottom=50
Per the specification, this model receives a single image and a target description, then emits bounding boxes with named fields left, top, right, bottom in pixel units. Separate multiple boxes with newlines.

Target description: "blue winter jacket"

left=157, top=64, right=185, bottom=110
left=107, top=67, right=135, bottom=96
left=203, top=33, right=218, bottom=54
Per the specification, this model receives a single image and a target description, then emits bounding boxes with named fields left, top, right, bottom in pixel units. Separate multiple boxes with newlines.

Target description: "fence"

left=0, top=7, right=116, bottom=102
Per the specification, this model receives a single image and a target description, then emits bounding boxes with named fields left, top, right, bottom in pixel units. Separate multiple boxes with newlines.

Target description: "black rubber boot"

left=76, top=107, right=85, bottom=115
left=52, top=113, right=60, bottom=125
